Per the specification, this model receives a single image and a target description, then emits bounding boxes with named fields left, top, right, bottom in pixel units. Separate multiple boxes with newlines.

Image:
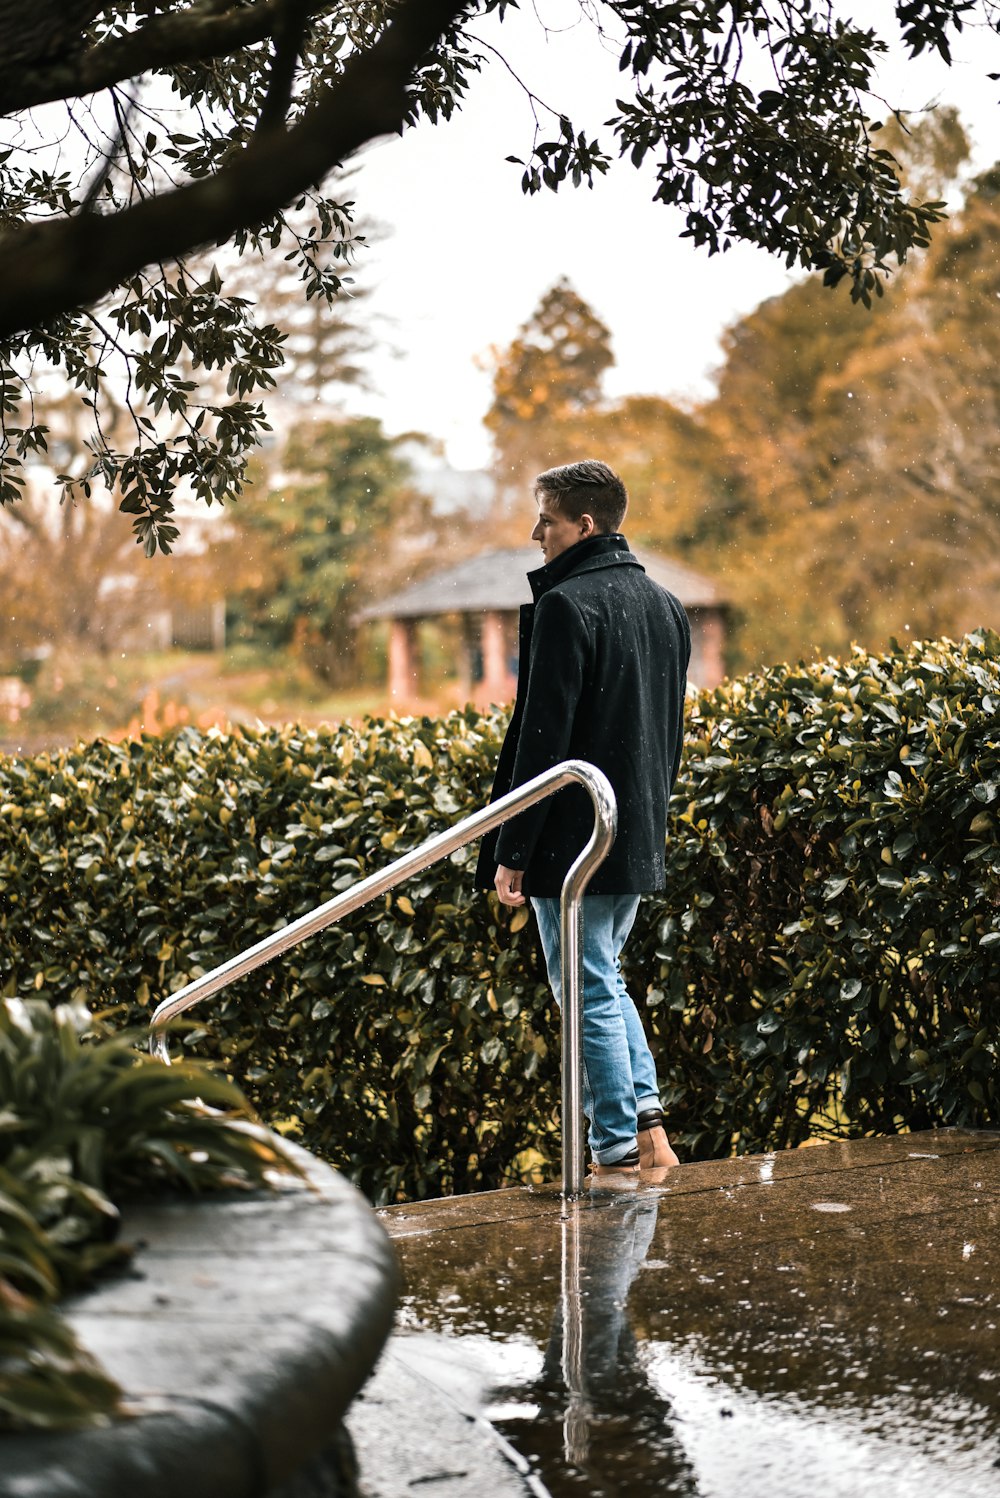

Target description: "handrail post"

left=561, top=892, right=586, bottom=1197
left=148, top=758, right=617, bottom=1198
left=559, top=771, right=617, bottom=1196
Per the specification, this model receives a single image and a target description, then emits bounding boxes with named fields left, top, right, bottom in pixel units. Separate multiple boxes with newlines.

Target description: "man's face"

left=530, top=495, right=593, bottom=563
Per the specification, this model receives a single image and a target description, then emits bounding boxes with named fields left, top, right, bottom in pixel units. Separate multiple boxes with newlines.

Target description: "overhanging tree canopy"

left=0, top=0, right=994, bottom=552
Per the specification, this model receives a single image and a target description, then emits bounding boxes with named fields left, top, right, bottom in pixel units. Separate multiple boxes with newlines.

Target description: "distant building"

left=359, top=545, right=727, bottom=705
left=115, top=599, right=227, bottom=655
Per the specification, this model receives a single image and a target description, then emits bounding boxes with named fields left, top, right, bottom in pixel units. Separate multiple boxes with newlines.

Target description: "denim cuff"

left=592, top=1140, right=639, bottom=1166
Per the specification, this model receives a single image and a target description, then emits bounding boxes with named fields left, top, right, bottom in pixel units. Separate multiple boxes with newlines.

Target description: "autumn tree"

left=697, top=108, right=998, bottom=668
left=485, top=278, right=614, bottom=503
left=485, top=277, right=737, bottom=564
left=814, top=163, right=1000, bottom=641
left=699, top=274, right=880, bottom=664
left=0, top=1, right=992, bottom=560
left=0, top=497, right=137, bottom=661
left=568, top=394, right=736, bottom=559
left=0, top=393, right=167, bottom=661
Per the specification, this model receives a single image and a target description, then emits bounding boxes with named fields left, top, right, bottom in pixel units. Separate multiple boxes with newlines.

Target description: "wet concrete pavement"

left=352, top=1129, right=1000, bottom=1498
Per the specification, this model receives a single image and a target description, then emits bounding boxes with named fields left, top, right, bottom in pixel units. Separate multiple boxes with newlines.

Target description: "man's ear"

left=579, top=512, right=596, bottom=537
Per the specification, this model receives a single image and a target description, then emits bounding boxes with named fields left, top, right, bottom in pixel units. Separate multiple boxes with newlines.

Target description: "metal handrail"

left=148, top=758, right=617, bottom=1195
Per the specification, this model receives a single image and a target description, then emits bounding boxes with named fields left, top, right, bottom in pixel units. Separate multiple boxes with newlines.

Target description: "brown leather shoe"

left=637, top=1107, right=680, bottom=1169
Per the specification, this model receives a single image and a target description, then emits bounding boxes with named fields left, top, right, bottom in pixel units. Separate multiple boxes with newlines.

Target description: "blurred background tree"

left=480, top=110, right=1000, bottom=678
left=222, top=416, right=440, bottom=688
left=214, top=202, right=382, bottom=410
left=698, top=109, right=991, bottom=671
left=484, top=278, right=614, bottom=516
left=569, top=394, right=736, bottom=560
left=0, top=391, right=161, bottom=664
left=483, top=277, right=730, bottom=556
left=814, top=161, right=1000, bottom=644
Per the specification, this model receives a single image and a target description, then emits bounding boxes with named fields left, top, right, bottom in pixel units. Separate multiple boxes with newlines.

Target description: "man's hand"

left=495, top=864, right=526, bottom=907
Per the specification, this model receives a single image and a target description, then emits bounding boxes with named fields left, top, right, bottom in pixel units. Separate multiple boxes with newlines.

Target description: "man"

left=475, top=459, right=691, bottom=1176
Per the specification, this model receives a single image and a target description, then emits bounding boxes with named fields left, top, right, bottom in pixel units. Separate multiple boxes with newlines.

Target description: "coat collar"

left=527, top=533, right=642, bottom=601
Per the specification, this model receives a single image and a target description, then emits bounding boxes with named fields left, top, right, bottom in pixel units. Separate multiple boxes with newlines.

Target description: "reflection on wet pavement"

left=378, top=1130, right=1000, bottom=1497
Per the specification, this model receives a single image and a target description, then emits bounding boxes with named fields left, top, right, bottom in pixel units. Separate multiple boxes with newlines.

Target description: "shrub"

left=0, top=635, right=997, bottom=1204
left=630, top=628, right=1000, bottom=1154
left=0, top=998, right=295, bottom=1431
left=0, top=707, right=556, bottom=1203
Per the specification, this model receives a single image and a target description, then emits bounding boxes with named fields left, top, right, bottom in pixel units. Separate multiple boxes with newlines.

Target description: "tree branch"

left=0, top=0, right=470, bottom=339
left=255, top=0, right=315, bottom=137
left=0, top=0, right=317, bottom=116
left=0, top=0, right=105, bottom=74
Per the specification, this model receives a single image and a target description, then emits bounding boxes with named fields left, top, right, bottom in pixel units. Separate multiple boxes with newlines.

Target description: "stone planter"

left=1, top=1145, right=398, bottom=1498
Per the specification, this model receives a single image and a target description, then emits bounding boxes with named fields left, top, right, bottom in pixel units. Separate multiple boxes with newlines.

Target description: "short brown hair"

left=534, top=459, right=628, bottom=533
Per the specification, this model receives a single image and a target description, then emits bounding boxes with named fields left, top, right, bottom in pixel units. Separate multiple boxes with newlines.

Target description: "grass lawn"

left=0, top=644, right=422, bottom=753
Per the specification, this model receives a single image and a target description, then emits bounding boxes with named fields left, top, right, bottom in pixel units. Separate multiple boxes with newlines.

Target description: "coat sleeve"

left=493, top=589, right=587, bottom=873
left=667, top=601, right=692, bottom=794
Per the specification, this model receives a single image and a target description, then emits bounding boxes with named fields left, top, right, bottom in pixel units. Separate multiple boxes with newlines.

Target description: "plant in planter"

left=0, top=997, right=297, bottom=1431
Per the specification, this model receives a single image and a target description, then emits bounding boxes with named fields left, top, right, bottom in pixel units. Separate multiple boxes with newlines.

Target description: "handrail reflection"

left=508, top=1180, right=695, bottom=1492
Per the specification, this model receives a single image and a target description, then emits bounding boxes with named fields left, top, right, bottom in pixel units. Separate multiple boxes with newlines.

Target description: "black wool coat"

left=474, top=533, right=691, bottom=897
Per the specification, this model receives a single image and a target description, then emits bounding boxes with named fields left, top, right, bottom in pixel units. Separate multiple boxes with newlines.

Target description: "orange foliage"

left=111, top=689, right=229, bottom=743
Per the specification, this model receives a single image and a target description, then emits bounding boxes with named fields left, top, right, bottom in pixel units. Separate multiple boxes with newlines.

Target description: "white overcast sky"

left=347, top=1, right=1000, bottom=469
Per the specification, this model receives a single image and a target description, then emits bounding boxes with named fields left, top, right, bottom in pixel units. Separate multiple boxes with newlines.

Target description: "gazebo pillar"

left=480, top=611, right=511, bottom=703
left=699, top=610, right=726, bottom=689
left=459, top=615, right=476, bottom=700
left=388, top=618, right=419, bottom=702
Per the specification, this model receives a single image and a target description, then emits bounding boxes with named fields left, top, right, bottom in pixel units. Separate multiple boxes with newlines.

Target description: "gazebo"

left=358, top=546, right=728, bottom=705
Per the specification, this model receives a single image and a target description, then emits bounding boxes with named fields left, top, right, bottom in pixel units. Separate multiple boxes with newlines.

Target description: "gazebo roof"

left=359, top=546, right=724, bottom=621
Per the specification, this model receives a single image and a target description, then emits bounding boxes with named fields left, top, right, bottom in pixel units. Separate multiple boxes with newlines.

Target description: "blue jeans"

left=531, top=894, right=660, bottom=1166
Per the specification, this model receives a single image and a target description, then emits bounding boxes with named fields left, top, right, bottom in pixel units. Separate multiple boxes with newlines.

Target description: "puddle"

left=386, top=1139, right=1000, bottom=1497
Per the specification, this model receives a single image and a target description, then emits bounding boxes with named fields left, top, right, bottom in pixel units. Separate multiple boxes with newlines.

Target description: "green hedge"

left=0, top=632, right=998, bottom=1204
left=0, top=708, right=553, bottom=1203
left=631, top=628, right=1000, bottom=1152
